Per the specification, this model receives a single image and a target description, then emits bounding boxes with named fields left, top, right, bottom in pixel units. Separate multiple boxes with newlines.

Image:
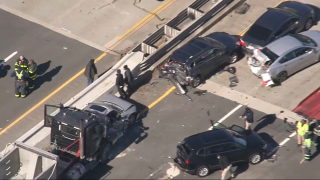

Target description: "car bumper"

left=242, top=46, right=254, bottom=55
left=173, top=158, right=196, bottom=175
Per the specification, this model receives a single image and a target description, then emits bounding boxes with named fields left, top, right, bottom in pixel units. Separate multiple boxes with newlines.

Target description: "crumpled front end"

left=159, top=61, right=188, bottom=94
left=247, top=50, right=275, bottom=87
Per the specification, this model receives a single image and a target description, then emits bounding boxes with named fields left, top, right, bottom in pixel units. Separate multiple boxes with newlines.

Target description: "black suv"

left=160, top=32, right=240, bottom=88
left=174, top=123, right=267, bottom=177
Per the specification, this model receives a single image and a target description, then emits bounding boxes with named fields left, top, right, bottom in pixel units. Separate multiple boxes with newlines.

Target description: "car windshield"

left=180, top=142, right=192, bottom=155
left=289, top=34, right=317, bottom=47
left=246, top=24, right=273, bottom=41
left=260, top=47, right=279, bottom=62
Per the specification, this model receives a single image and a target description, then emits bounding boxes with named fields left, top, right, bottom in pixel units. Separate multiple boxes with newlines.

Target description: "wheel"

left=196, top=165, right=210, bottom=177
left=249, top=152, right=262, bottom=165
left=228, top=52, right=238, bottom=64
left=191, top=75, right=201, bottom=88
left=304, top=17, right=313, bottom=30
left=128, top=113, right=137, bottom=126
left=275, top=71, right=288, bottom=83
left=99, top=142, right=112, bottom=163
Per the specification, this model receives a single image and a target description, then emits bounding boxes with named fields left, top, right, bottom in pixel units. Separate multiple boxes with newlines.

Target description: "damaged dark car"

left=160, top=32, right=241, bottom=90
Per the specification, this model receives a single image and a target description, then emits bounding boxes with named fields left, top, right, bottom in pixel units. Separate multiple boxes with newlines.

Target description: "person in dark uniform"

left=239, top=107, right=254, bottom=130
left=28, top=59, right=37, bottom=90
left=123, top=65, right=134, bottom=93
left=11, top=65, right=29, bottom=98
left=84, top=59, right=97, bottom=86
left=217, top=154, right=235, bottom=180
left=15, top=56, right=29, bottom=73
left=313, top=121, right=320, bottom=146
left=116, top=69, right=126, bottom=99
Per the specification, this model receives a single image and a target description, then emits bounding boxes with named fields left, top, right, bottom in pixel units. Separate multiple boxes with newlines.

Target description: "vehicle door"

left=206, top=48, right=227, bottom=68
left=108, top=110, right=125, bottom=138
left=292, top=47, right=318, bottom=69
left=44, top=104, right=61, bottom=127
left=205, top=144, right=227, bottom=169
left=223, top=142, right=247, bottom=163
left=277, top=51, right=298, bottom=75
left=191, top=51, right=213, bottom=77
left=273, top=18, right=299, bottom=40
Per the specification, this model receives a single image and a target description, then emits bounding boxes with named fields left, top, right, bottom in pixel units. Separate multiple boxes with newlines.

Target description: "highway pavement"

left=79, top=77, right=305, bottom=179
left=0, top=9, right=113, bottom=128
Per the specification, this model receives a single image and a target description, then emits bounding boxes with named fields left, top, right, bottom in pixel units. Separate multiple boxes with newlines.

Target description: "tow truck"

left=0, top=94, right=137, bottom=180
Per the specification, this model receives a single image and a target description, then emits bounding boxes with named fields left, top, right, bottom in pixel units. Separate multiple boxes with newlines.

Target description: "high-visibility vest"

left=305, top=138, right=312, bottom=149
left=16, top=70, right=24, bottom=80
left=297, top=122, right=309, bottom=136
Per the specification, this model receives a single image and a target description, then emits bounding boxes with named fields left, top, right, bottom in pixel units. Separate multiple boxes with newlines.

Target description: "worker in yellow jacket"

left=304, top=133, right=312, bottom=161
left=297, top=119, right=309, bottom=147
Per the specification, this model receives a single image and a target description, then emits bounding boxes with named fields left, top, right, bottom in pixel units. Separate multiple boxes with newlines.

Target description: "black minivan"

left=174, top=123, right=267, bottom=177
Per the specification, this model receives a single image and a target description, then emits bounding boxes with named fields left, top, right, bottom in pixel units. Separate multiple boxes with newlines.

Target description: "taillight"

left=239, top=39, right=246, bottom=46
left=185, top=159, right=190, bottom=164
left=258, top=48, right=262, bottom=50
left=162, top=64, right=165, bottom=68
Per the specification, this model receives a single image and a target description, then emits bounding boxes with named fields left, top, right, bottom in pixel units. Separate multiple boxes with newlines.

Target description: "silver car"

left=247, top=30, right=320, bottom=83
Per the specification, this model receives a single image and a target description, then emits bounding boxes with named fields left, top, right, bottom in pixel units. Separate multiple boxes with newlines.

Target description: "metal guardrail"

left=3, top=0, right=244, bottom=151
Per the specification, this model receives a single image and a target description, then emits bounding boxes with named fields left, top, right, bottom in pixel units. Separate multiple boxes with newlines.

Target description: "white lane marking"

left=208, top=104, right=243, bottom=130
left=4, top=51, right=18, bottom=62
left=289, top=131, right=296, bottom=138
left=265, top=131, right=296, bottom=158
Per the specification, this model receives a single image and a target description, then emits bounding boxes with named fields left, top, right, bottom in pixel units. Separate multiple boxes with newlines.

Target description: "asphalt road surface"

left=0, top=9, right=108, bottom=128
left=78, top=77, right=309, bottom=179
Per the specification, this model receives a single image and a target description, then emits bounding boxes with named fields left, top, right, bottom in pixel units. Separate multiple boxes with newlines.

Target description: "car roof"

left=170, top=38, right=213, bottom=64
left=184, top=129, right=233, bottom=149
left=255, top=8, right=293, bottom=30
left=265, top=35, right=302, bottom=56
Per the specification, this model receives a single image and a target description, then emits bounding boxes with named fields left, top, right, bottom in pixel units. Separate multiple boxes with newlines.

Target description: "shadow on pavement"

left=33, top=66, right=62, bottom=91
left=89, top=99, right=149, bottom=179
left=0, top=65, right=11, bottom=78
left=253, top=114, right=277, bottom=132
left=81, top=164, right=113, bottom=179
left=232, top=162, right=249, bottom=179
left=127, top=70, right=153, bottom=97
left=37, top=60, right=51, bottom=75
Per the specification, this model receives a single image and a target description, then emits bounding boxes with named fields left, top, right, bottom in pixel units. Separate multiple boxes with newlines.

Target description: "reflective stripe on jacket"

left=305, top=138, right=312, bottom=149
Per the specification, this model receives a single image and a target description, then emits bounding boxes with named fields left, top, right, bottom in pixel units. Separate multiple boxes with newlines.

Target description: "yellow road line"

left=239, top=0, right=289, bottom=36
left=139, top=0, right=288, bottom=114
left=0, top=0, right=177, bottom=135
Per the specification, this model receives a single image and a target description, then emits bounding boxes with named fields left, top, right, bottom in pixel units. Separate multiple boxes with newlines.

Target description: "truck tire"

left=99, top=142, right=112, bottom=164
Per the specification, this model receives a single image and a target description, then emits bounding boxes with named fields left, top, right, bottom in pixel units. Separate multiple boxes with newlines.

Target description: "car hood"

left=101, top=94, right=134, bottom=112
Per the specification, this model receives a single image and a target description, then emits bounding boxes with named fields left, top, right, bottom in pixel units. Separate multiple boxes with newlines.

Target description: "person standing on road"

left=15, top=56, right=29, bottom=73
left=313, top=121, right=320, bottom=146
left=297, top=119, right=309, bottom=147
left=84, top=59, right=97, bottom=86
left=304, top=133, right=312, bottom=161
left=116, top=69, right=126, bottom=99
left=28, top=59, right=37, bottom=90
left=217, top=154, right=235, bottom=180
left=11, top=65, right=29, bottom=98
left=239, top=107, right=254, bottom=130
left=123, top=65, right=134, bottom=93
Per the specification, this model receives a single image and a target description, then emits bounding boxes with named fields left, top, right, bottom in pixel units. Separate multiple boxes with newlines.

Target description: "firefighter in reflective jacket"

left=28, top=59, right=37, bottom=89
left=297, top=119, right=309, bottom=146
left=313, top=121, right=320, bottom=146
left=15, top=56, right=29, bottom=73
left=304, top=133, right=312, bottom=161
left=11, top=66, right=29, bottom=98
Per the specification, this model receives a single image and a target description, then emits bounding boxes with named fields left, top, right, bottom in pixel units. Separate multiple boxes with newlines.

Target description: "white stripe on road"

left=4, top=51, right=18, bottom=62
left=208, top=104, right=243, bottom=130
